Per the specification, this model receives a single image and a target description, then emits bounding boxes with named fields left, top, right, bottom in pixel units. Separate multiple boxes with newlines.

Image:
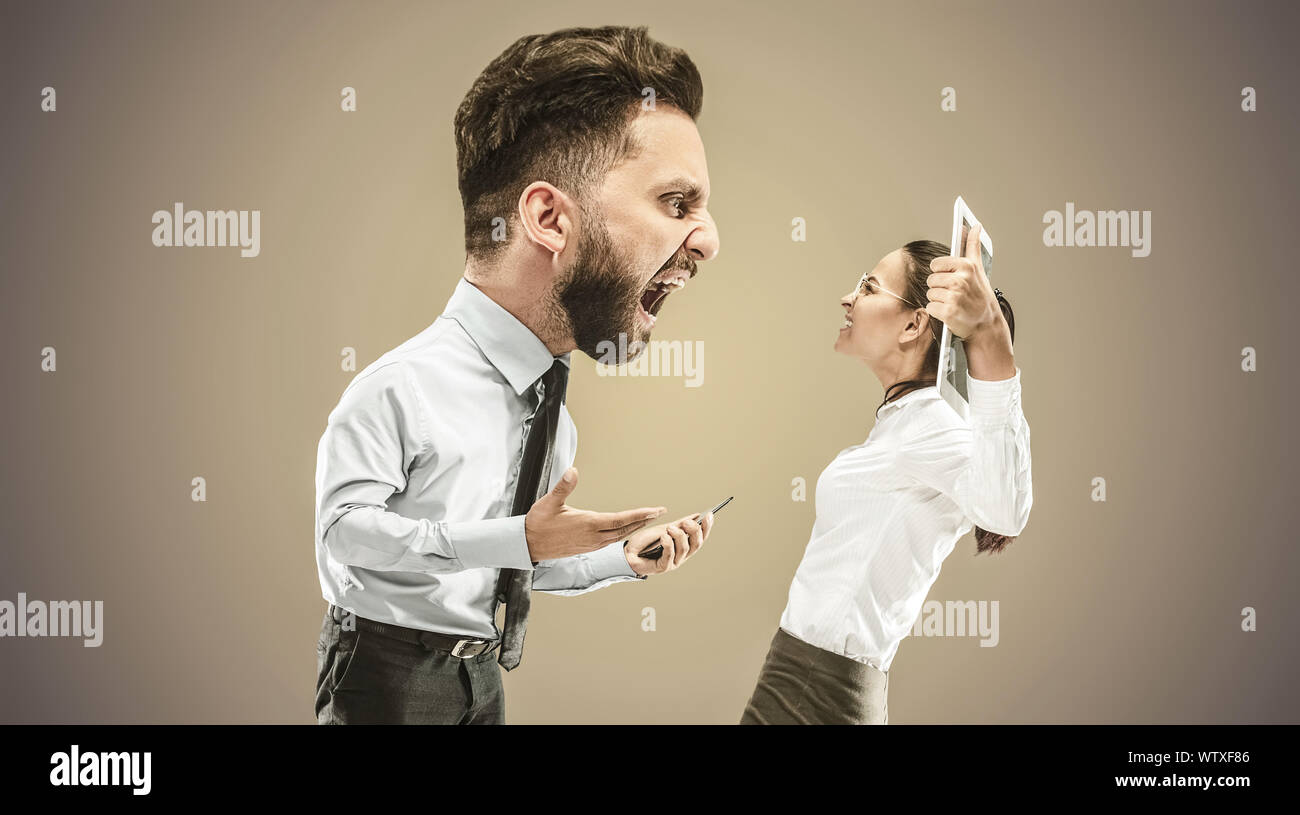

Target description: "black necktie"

left=496, top=359, right=568, bottom=671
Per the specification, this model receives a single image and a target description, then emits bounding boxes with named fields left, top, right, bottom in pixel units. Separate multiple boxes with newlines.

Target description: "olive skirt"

left=740, top=626, right=889, bottom=725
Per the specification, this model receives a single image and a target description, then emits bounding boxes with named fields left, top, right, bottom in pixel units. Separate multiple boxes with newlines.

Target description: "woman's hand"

left=925, top=223, right=1015, bottom=380
left=925, top=223, right=1001, bottom=340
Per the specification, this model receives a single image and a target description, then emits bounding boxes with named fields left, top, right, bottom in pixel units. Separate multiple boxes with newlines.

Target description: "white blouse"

left=778, top=369, right=1033, bottom=673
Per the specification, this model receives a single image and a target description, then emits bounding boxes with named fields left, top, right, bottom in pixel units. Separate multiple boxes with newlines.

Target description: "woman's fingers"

left=965, top=222, right=983, bottom=266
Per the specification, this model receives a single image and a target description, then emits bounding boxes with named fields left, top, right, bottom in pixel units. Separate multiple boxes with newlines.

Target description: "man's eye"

left=668, top=198, right=687, bottom=218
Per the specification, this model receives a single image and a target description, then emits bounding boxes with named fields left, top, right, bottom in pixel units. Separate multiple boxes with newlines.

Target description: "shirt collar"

left=440, top=277, right=571, bottom=396
left=876, top=385, right=936, bottom=418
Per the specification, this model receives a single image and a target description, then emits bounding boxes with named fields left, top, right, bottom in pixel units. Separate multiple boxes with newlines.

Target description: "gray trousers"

left=315, top=607, right=504, bottom=724
left=740, top=627, right=889, bottom=725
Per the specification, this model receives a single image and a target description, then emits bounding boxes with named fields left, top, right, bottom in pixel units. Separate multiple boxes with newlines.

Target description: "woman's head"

left=837, top=238, right=1020, bottom=555
left=835, top=240, right=949, bottom=392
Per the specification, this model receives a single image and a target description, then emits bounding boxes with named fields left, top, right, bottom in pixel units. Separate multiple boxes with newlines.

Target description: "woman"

left=740, top=225, right=1032, bottom=725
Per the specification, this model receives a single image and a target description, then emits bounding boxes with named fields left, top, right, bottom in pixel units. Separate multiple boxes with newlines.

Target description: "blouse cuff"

left=966, top=366, right=1021, bottom=427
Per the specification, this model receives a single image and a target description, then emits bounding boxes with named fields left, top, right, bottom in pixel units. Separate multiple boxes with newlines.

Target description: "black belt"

left=329, top=604, right=499, bottom=659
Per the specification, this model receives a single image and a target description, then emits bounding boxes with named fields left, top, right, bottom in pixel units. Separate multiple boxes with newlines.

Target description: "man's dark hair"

left=454, top=25, right=704, bottom=259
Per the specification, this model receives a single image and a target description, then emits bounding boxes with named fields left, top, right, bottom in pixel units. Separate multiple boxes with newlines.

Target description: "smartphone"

left=638, top=496, right=732, bottom=560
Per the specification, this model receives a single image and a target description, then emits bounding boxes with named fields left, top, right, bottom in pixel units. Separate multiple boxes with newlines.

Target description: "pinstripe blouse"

left=778, top=369, right=1033, bottom=673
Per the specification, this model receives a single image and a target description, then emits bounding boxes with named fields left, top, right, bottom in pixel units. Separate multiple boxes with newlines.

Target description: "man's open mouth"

left=637, top=269, right=691, bottom=324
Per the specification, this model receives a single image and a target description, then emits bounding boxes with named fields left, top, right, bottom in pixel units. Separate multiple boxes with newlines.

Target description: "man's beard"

left=548, top=209, right=650, bottom=361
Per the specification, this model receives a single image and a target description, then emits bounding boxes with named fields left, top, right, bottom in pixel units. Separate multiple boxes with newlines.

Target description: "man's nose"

left=684, top=210, right=720, bottom=262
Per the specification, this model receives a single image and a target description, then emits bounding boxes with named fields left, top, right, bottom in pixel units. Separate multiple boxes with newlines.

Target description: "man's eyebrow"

left=655, top=176, right=707, bottom=202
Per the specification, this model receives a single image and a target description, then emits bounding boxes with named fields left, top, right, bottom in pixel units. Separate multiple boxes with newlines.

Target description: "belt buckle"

left=451, top=638, right=483, bottom=658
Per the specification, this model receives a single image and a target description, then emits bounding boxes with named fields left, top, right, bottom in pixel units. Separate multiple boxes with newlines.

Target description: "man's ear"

left=517, top=181, right=576, bottom=257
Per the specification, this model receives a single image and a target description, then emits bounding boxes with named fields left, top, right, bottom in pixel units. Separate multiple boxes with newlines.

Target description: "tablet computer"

left=936, top=196, right=994, bottom=421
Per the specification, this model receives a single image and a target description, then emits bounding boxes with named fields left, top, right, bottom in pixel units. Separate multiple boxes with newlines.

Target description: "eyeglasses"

left=855, top=272, right=923, bottom=309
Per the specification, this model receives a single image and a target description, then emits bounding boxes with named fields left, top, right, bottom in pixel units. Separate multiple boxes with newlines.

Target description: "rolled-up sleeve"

left=314, top=362, right=534, bottom=573
left=893, top=368, right=1033, bottom=536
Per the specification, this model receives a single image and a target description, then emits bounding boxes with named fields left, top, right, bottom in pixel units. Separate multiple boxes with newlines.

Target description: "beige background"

left=1, top=0, right=1296, bottom=723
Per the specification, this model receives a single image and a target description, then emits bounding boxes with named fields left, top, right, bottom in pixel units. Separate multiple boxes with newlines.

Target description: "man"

left=314, top=25, right=720, bottom=724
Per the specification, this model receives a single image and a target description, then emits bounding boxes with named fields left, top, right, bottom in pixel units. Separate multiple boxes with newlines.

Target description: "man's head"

left=455, top=26, right=719, bottom=358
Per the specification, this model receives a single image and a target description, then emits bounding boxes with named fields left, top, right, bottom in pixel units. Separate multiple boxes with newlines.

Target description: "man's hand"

left=623, top=512, right=714, bottom=576
left=525, top=467, right=665, bottom=561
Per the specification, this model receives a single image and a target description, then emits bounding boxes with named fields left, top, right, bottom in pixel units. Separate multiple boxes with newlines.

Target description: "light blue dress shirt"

left=314, top=277, right=643, bottom=639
